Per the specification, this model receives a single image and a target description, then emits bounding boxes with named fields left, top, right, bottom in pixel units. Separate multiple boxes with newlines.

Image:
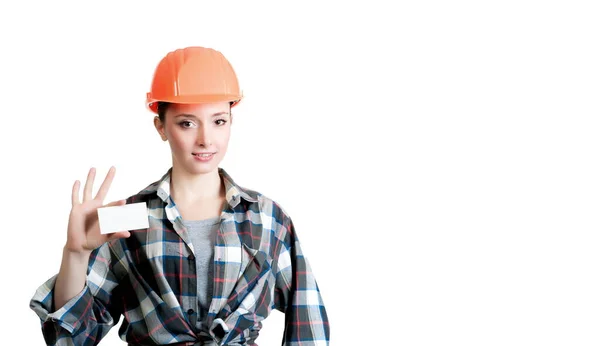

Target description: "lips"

left=192, top=152, right=216, bottom=162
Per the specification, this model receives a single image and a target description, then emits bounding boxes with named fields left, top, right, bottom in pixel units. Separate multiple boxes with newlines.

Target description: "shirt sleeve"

left=29, top=242, right=125, bottom=346
left=274, top=216, right=330, bottom=346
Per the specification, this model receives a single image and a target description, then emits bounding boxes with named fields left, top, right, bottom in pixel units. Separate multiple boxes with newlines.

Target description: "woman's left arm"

left=274, top=216, right=330, bottom=346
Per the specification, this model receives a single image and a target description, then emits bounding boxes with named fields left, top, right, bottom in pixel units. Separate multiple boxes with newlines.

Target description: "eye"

left=215, top=119, right=228, bottom=126
left=179, top=120, right=194, bottom=128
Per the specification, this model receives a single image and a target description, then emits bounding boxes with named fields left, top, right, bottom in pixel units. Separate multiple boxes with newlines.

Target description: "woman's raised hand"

left=65, top=166, right=130, bottom=254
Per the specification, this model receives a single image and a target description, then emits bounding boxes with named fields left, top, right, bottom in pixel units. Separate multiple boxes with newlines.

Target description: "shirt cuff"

left=30, top=274, right=92, bottom=334
left=48, top=286, right=91, bottom=333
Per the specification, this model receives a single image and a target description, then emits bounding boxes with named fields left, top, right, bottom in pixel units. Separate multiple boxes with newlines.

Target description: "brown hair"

left=157, top=102, right=170, bottom=123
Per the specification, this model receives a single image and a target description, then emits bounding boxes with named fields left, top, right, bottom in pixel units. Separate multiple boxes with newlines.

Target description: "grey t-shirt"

left=182, top=216, right=221, bottom=330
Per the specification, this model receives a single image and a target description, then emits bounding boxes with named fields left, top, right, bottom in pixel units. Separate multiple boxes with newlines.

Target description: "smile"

left=192, top=153, right=216, bottom=161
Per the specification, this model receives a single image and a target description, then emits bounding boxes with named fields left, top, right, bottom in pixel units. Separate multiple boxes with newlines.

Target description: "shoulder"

left=245, top=188, right=303, bottom=252
left=240, top=185, right=291, bottom=222
left=221, top=167, right=292, bottom=223
left=237, top=185, right=299, bottom=247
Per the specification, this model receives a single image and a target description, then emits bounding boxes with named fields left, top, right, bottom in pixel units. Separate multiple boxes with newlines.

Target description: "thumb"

left=106, top=231, right=131, bottom=242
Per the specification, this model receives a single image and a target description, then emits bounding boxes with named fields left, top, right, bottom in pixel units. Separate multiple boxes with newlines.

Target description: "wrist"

left=62, top=245, right=92, bottom=261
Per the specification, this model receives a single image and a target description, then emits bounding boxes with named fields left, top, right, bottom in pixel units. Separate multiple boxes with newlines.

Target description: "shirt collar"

left=152, top=167, right=258, bottom=207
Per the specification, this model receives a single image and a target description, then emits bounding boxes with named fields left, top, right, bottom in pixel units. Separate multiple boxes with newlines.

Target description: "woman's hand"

left=65, top=166, right=130, bottom=254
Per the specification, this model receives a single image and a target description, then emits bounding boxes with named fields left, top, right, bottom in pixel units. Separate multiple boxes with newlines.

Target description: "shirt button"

left=187, top=309, right=194, bottom=315
left=188, top=254, right=194, bottom=260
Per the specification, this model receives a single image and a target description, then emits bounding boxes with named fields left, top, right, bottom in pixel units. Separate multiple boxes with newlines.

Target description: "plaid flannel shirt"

left=30, top=167, right=330, bottom=345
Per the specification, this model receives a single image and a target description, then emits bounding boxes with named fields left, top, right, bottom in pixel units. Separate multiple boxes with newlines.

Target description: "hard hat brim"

left=146, top=93, right=242, bottom=113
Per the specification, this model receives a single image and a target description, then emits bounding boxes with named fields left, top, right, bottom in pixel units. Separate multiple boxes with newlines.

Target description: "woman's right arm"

left=54, top=166, right=130, bottom=309
left=53, top=247, right=93, bottom=311
left=30, top=167, right=132, bottom=345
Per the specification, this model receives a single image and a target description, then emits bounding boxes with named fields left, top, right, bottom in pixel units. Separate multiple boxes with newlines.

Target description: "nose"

left=196, top=124, right=212, bottom=147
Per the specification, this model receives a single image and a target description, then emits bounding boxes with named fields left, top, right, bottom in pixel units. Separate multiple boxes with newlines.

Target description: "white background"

left=0, top=1, right=599, bottom=345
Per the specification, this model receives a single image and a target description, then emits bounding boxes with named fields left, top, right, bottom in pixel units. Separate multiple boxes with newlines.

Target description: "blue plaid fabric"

left=30, top=167, right=330, bottom=345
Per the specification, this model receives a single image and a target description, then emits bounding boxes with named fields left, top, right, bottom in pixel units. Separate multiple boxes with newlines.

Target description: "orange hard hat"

left=146, top=46, right=243, bottom=114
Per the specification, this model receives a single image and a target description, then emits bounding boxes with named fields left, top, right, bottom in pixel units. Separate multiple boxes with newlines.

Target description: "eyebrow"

left=174, top=112, right=230, bottom=119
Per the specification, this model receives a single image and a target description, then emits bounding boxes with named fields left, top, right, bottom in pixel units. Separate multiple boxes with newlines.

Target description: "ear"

left=153, top=116, right=168, bottom=141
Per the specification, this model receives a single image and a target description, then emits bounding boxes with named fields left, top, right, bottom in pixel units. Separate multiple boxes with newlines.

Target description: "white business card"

left=97, top=202, right=149, bottom=234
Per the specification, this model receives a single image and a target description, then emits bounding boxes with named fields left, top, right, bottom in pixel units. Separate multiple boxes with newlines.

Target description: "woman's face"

left=155, top=102, right=232, bottom=175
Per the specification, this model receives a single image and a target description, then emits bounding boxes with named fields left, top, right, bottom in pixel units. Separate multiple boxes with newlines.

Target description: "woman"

left=30, top=46, right=330, bottom=346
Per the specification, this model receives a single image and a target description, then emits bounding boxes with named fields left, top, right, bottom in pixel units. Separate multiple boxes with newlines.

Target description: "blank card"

left=97, top=202, right=149, bottom=234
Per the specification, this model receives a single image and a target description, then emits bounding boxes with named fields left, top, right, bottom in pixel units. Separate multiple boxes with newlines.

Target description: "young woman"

left=30, top=46, right=330, bottom=346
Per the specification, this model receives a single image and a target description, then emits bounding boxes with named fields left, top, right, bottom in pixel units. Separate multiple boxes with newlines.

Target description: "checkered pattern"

left=30, top=167, right=330, bottom=345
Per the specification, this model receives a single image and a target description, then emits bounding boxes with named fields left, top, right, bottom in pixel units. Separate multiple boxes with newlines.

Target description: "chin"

left=187, top=159, right=221, bottom=174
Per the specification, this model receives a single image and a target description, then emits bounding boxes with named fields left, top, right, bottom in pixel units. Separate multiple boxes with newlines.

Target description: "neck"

left=170, top=165, right=224, bottom=204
